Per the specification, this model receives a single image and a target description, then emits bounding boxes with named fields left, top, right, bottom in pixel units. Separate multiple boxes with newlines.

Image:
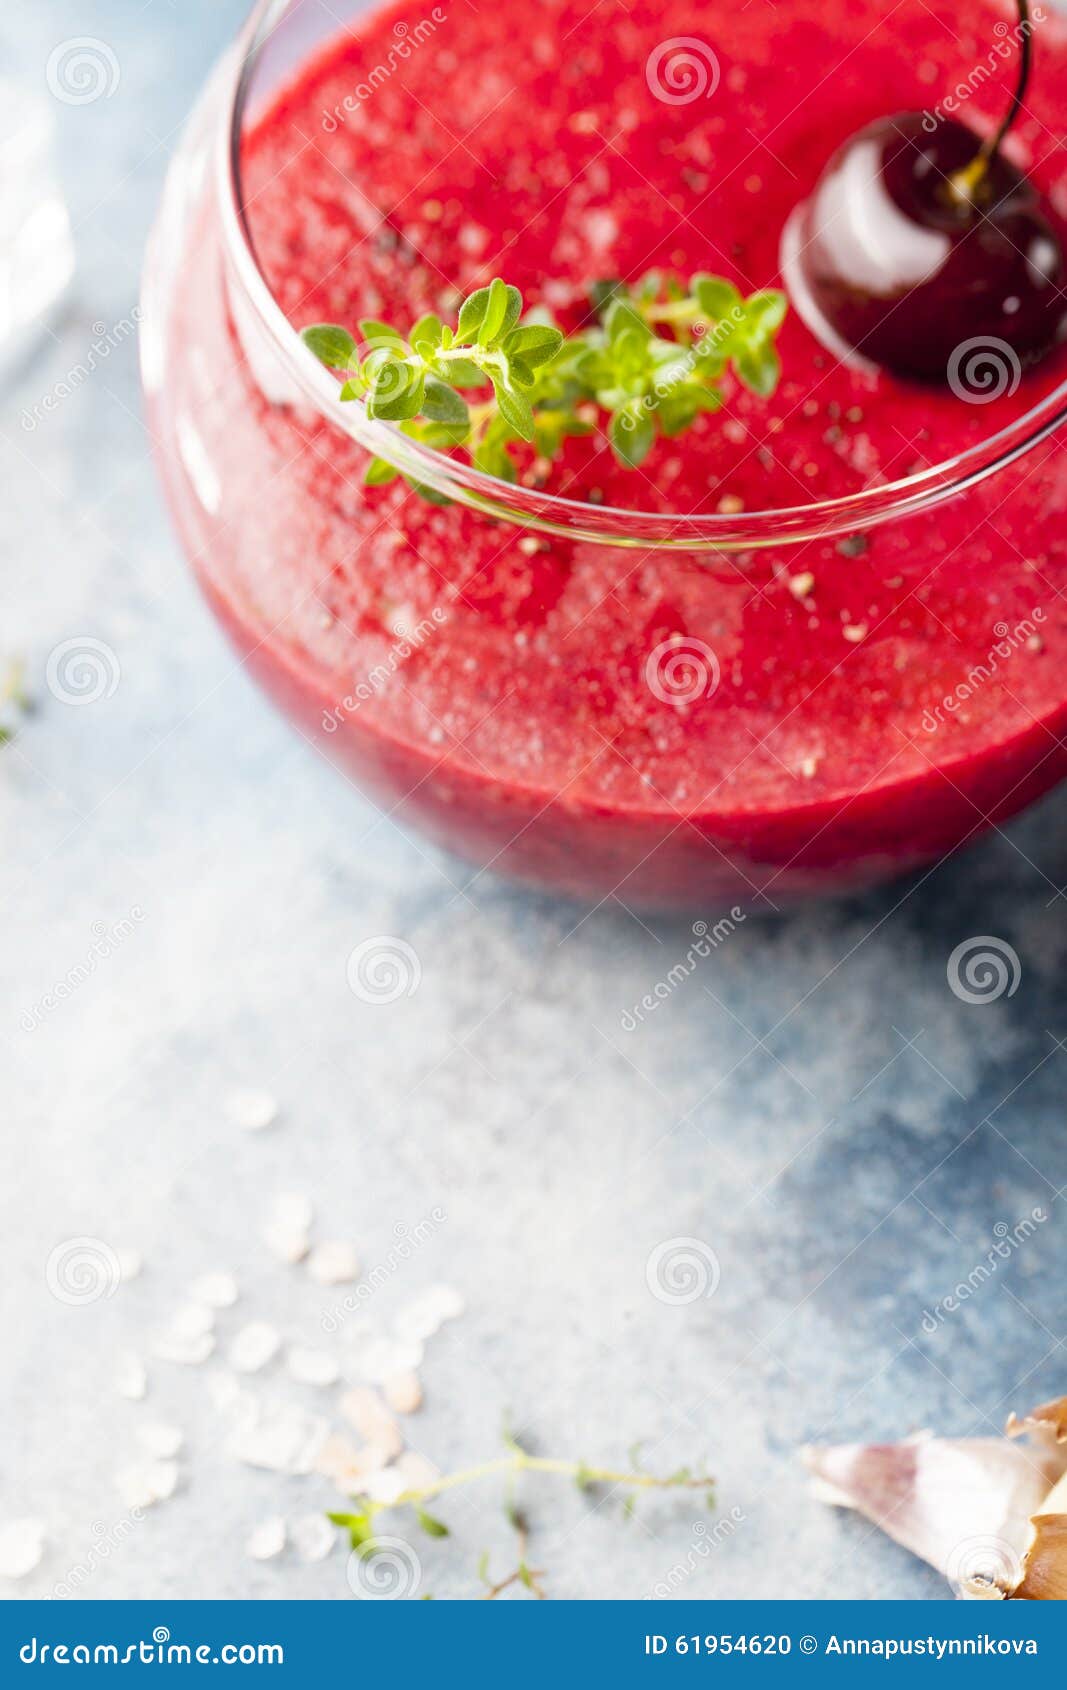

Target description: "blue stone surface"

left=2, top=0, right=1065, bottom=1602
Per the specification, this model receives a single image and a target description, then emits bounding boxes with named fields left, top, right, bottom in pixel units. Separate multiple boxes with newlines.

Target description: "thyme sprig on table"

left=301, top=271, right=786, bottom=498
left=329, top=1422, right=715, bottom=1598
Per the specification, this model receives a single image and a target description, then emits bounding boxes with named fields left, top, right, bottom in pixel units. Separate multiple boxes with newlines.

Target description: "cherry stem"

left=949, top=0, right=1032, bottom=202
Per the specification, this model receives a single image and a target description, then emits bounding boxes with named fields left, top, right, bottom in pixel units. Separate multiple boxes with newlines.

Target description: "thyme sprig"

left=301, top=271, right=786, bottom=498
left=328, top=1422, right=715, bottom=1596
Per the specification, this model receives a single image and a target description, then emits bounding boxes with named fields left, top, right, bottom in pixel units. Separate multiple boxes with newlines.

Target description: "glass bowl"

left=140, top=0, right=1067, bottom=909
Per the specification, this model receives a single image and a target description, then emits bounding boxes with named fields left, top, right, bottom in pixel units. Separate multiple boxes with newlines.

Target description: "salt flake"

left=226, top=1089, right=278, bottom=1132
left=246, top=1517, right=286, bottom=1561
left=230, top=1321, right=281, bottom=1374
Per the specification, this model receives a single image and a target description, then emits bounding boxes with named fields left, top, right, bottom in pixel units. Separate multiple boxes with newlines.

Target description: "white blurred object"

left=0, top=82, right=75, bottom=379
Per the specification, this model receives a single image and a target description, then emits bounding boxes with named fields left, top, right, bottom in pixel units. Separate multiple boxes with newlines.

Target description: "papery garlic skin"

left=805, top=1394, right=1067, bottom=1599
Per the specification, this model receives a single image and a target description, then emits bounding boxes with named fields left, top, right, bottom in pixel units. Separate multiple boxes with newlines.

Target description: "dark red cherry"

left=786, top=113, right=1067, bottom=382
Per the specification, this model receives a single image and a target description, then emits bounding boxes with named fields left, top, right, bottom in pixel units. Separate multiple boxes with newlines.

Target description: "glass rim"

left=217, top=0, right=1067, bottom=553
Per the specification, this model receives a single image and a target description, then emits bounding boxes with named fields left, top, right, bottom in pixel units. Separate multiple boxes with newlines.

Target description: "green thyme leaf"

left=734, top=341, right=781, bottom=397
left=300, top=268, right=785, bottom=499
left=745, top=289, right=788, bottom=336
left=503, top=324, right=565, bottom=367
left=327, top=1509, right=377, bottom=1552
left=359, top=318, right=407, bottom=350
left=410, top=312, right=445, bottom=354
left=456, top=286, right=491, bottom=340
left=492, top=377, right=535, bottom=442
left=692, top=275, right=744, bottom=321
left=364, top=456, right=400, bottom=486
left=301, top=324, right=357, bottom=368
left=415, top=1507, right=450, bottom=1538
left=421, top=378, right=470, bottom=427
left=367, top=363, right=425, bottom=421
left=609, top=405, right=654, bottom=467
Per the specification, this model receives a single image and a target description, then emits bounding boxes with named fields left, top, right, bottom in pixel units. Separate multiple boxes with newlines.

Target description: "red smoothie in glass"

left=159, top=0, right=1067, bottom=907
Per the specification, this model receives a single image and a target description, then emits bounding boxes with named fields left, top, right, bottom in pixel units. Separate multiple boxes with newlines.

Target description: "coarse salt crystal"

left=340, top=1386, right=403, bottom=1456
left=230, top=1322, right=281, bottom=1374
left=230, top=1404, right=326, bottom=1475
left=169, top=1303, right=215, bottom=1340
left=291, top=1513, right=336, bottom=1563
left=190, top=1272, right=238, bottom=1309
left=115, top=1352, right=147, bottom=1400
left=151, top=1331, right=215, bottom=1367
left=246, top=1517, right=286, bottom=1561
left=263, top=1227, right=309, bottom=1265
left=115, top=1459, right=178, bottom=1510
left=286, top=1346, right=340, bottom=1387
left=270, top=1192, right=313, bottom=1231
left=361, top=1468, right=407, bottom=1505
left=226, top=1089, right=278, bottom=1132
left=136, top=1422, right=184, bottom=1459
left=0, top=1519, right=44, bottom=1580
left=396, top=1451, right=440, bottom=1489
left=383, top=1370, right=422, bottom=1415
left=307, top=1241, right=360, bottom=1285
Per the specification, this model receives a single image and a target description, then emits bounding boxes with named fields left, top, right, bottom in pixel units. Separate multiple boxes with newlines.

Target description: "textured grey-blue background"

left=2, top=0, right=1066, bottom=1602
